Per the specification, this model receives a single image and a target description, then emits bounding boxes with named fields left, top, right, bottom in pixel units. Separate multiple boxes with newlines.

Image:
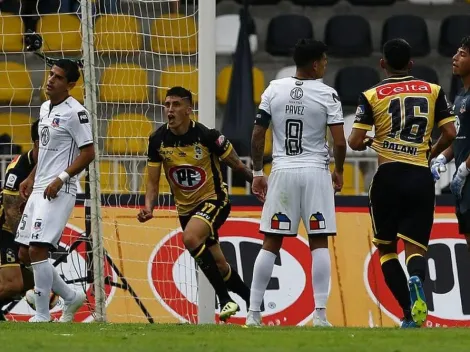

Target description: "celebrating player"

left=247, top=39, right=346, bottom=327
left=138, top=86, right=252, bottom=322
left=349, top=38, right=456, bottom=327
left=0, top=121, right=39, bottom=320
left=432, top=36, right=470, bottom=248
left=15, top=59, right=95, bottom=322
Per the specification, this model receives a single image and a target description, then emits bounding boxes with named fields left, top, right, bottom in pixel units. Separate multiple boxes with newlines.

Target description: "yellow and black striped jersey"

left=353, top=76, right=456, bottom=167
left=147, top=120, right=232, bottom=215
left=0, top=150, right=35, bottom=233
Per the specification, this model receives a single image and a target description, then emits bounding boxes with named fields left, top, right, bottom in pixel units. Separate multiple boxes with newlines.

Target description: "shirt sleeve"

left=327, top=89, right=344, bottom=126
left=3, top=156, right=22, bottom=193
left=147, top=133, right=163, bottom=166
left=206, top=128, right=233, bottom=160
left=434, top=87, right=456, bottom=127
left=352, top=93, right=374, bottom=131
left=254, top=84, right=273, bottom=128
left=66, top=108, right=93, bottom=148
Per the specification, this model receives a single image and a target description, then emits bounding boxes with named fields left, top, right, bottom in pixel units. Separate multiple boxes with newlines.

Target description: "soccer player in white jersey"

left=246, top=39, right=346, bottom=327
left=15, top=59, right=95, bottom=322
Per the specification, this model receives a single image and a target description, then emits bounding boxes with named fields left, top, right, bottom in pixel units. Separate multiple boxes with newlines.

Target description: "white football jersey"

left=35, top=96, right=93, bottom=195
left=256, top=77, right=344, bottom=171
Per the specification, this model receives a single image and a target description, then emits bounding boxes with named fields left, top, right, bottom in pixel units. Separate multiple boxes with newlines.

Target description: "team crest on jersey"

left=194, top=145, right=203, bottom=160
left=40, top=127, right=50, bottom=146
left=460, top=98, right=467, bottom=114
left=290, top=87, right=303, bottom=100
left=309, top=212, right=326, bottom=231
left=52, top=117, right=60, bottom=127
left=271, top=213, right=291, bottom=231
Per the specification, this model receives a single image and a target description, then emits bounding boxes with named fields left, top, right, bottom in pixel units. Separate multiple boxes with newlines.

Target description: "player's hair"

left=53, top=59, right=80, bottom=83
left=460, top=36, right=470, bottom=53
left=166, top=86, right=193, bottom=105
left=382, top=38, right=412, bottom=71
left=31, top=119, right=39, bottom=142
left=293, top=39, right=328, bottom=68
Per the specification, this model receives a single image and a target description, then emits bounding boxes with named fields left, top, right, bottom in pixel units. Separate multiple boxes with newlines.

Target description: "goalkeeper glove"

left=430, top=154, right=447, bottom=181
left=450, top=162, right=470, bottom=199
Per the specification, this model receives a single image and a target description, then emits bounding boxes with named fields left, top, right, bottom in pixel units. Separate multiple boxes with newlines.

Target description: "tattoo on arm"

left=223, top=148, right=253, bottom=183
left=3, top=194, right=24, bottom=233
left=251, top=125, right=267, bottom=172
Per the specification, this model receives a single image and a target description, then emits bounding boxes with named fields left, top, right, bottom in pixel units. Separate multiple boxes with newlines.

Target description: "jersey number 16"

left=388, top=97, right=429, bottom=144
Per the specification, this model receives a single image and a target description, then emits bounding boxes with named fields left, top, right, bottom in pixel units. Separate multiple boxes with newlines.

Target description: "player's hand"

left=430, top=156, right=447, bottom=181
left=332, top=169, right=343, bottom=193
left=252, top=176, right=267, bottom=203
left=19, top=177, right=34, bottom=200
left=450, top=163, right=470, bottom=199
left=137, top=208, right=153, bottom=223
left=43, top=177, right=64, bottom=201
left=356, top=137, right=374, bottom=151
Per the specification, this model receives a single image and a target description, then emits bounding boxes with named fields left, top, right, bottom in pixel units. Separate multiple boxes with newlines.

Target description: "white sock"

left=52, top=268, right=76, bottom=302
left=32, top=259, right=53, bottom=320
left=249, top=249, right=277, bottom=312
left=312, top=248, right=331, bottom=309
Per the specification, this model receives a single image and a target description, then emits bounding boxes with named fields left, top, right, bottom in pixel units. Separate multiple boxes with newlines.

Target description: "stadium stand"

left=157, top=64, right=199, bottom=104
left=334, top=66, right=380, bottom=106
left=100, top=63, right=148, bottom=103
left=325, top=15, right=372, bottom=57
left=95, top=14, right=142, bottom=52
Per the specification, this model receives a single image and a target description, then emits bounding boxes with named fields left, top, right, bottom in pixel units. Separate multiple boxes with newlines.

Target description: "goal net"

left=1, top=0, right=214, bottom=323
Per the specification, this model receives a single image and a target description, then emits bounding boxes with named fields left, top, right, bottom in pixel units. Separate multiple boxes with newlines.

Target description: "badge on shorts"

left=271, top=213, right=291, bottom=231
left=34, top=219, right=42, bottom=231
left=310, top=212, right=326, bottom=230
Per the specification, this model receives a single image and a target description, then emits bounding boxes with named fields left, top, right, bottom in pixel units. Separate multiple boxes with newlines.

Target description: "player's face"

left=46, top=66, right=76, bottom=98
left=164, top=96, right=192, bottom=129
left=313, top=53, right=328, bottom=78
left=453, top=47, right=470, bottom=77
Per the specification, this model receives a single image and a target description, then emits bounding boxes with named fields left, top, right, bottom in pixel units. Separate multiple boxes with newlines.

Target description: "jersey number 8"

left=388, top=97, right=429, bottom=144
left=285, top=119, right=303, bottom=156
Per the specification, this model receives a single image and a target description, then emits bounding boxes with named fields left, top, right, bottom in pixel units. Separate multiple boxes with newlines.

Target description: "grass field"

left=1, top=323, right=469, bottom=352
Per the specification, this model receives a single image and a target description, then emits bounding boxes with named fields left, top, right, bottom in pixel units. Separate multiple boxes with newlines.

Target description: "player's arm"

left=221, top=147, right=253, bottom=184
left=20, top=164, right=36, bottom=199
left=3, top=193, right=24, bottom=233
left=63, top=144, right=95, bottom=178
left=348, top=93, right=375, bottom=151
left=251, top=123, right=267, bottom=175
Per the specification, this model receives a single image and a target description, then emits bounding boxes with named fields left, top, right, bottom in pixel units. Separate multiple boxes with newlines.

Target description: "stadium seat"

left=139, top=166, right=171, bottom=194
left=266, top=15, right=314, bottom=56
left=0, top=14, right=23, bottom=52
left=450, top=75, right=464, bottom=102
left=234, top=0, right=280, bottom=3
left=105, top=113, right=153, bottom=155
left=150, top=14, right=197, bottom=54
left=216, top=65, right=265, bottom=105
left=215, top=14, right=258, bottom=55
left=41, top=70, right=84, bottom=103
left=95, top=14, right=142, bottom=52
left=335, top=66, right=380, bottom=106
left=347, top=0, right=394, bottom=5
left=409, top=0, right=453, bottom=4
left=439, top=15, right=470, bottom=57
left=98, top=161, right=128, bottom=194
left=37, top=14, right=82, bottom=53
left=342, top=163, right=365, bottom=195
left=325, top=15, right=372, bottom=57
left=263, top=162, right=272, bottom=176
left=100, top=63, right=148, bottom=103
left=0, top=113, right=34, bottom=151
left=381, top=15, right=430, bottom=57
left=157, top=64, right=198, bottom=103
left=0, top=62, right=33, bottom=105
left=410, top=65, right=439, bottom=84
left=292, top=0, right=340, bottom=5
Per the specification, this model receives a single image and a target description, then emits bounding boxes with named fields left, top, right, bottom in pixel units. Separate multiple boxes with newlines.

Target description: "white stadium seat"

left=275, top=65, right=323, bottom=83
left=215, top=14, right=258, bottom=55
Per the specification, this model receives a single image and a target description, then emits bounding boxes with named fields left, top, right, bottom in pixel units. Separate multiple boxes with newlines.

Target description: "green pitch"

left=0, top=323, right=468, bottom=351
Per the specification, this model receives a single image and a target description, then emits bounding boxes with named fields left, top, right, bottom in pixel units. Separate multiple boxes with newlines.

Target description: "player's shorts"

left=259, top=167, right=336, bottom=237
left=0, top=229, right=20, bottom=267
left=369, top=162, right=435, bottom=251
left=15, top=191, right=75, bottom=249
left=179, top=198, right=231, bottom=246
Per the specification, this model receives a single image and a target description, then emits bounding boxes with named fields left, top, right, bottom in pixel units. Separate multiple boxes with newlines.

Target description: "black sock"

left=223, top=265, right=250, bottom=305
left=381, top=253, right=412, bottom=320
left=190, top=243, right=232, bottom=305
left=406, top=254, right=426, bottom=282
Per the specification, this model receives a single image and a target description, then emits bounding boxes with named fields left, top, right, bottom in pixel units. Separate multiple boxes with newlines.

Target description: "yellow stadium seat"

left=139, top=166, right=171, bottom=194
left=100, top=63, right=148, bottom=103
left=0, top=14, right=23, bottom=52
left=105, top=113, right=153, bottom=155
left=41, top=70, right=84, bottom=103
left=0, top=113, right=34, bottom=151
left=329, top=163, right=364, bottom=195
left=38, top=14, right=82, bottom=53
left=216, top=65, right=265, bottom=105
left=0, top=62, right=33, bottom=105
left=157, top=64, right=198, bottom=103
left=264, top=126, right=273, bottom=156
left=99, top=161, right=128, bottom=193
left=150, top=14, right=197, bottom=54
left=95, top=15, right=142, bottom=52
left=263, top=162, right=272, bottom=176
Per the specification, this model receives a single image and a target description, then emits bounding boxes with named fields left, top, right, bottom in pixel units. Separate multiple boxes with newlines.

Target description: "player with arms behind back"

left=247, top=39, right=346, bottom=327
left=432, top=36, right=470, bottom=249
left=0, top=121, right=39, bottom=320
left=138, top=87, right=253, bottom=321
left=349, top=39, right=456, bottom=327
left=15, top=59, right=95, bottom=322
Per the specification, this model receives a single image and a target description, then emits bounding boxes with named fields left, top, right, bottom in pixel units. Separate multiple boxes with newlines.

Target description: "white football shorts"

left=15, top=191, right=76, bottom=248
left=259, top=167, right=336, bottom=236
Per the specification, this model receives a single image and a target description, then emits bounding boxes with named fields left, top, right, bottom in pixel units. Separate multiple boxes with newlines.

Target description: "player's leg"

left=247, top=170, right=301, bottom=326
left=369, top=164, right=412, bottom=327
left=0, top=231, right=24, bottom=300
left=455, top=192, right=470, bottom=250
left=181, top=201, right=238, bottom=321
